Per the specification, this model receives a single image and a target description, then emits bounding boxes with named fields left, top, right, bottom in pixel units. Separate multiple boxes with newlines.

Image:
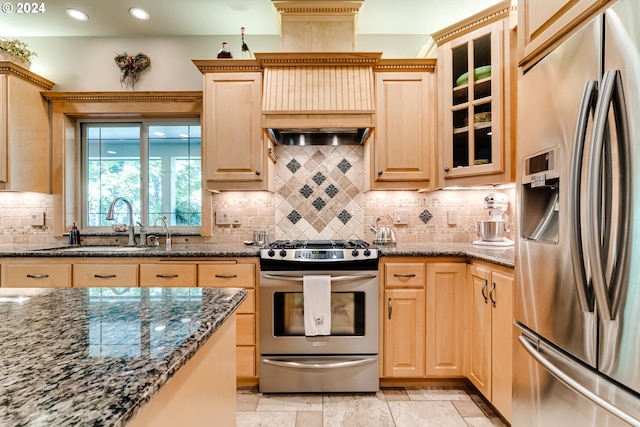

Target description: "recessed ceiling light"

left=66, top=8, right=88, bottom=21
left=129, top=7, right=150, bottom=20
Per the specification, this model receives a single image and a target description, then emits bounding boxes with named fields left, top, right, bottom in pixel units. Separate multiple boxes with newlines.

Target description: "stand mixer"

left=473, top=192, right=514, bottom=247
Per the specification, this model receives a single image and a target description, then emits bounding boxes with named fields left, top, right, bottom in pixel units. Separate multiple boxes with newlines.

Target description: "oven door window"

left=273, top=292, right=365, bottom=336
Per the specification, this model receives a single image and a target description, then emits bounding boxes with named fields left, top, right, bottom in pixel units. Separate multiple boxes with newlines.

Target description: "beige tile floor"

left=237, top=386, right=508, bottom=427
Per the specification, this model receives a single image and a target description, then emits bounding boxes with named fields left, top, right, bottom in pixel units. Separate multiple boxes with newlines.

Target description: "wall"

left=23, top=34, right=430, bottom=92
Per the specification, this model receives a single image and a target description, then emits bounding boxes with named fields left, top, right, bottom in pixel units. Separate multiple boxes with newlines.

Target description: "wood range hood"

left=260, top=1, right=380, bottom=145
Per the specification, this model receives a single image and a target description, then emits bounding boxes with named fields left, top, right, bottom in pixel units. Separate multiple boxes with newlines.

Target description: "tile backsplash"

left=210, top=145, right=516, bottom=244
left=0, top=145, right=516, bottom=245
left=0, top=192, right=57, bottom=245
left=274, top=146, right=364, bottom=241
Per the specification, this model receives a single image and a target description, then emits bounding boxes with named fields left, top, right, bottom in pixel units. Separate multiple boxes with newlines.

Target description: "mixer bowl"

left=477, top=221, right=508, bottom=242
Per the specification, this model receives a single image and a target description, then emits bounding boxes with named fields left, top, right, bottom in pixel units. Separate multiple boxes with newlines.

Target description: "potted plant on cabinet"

left=0, top=37, right=37, bottom=69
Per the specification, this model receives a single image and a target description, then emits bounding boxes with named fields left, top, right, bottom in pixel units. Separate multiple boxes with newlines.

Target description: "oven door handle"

left=261, top=357, right=377, bottom=370
left=261, top=273, right=377, bottom=283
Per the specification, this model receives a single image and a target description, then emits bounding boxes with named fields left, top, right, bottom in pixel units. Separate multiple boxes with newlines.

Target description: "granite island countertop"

left=0, top=286, right=247, bottom=427
left=0, top=241, right=514, bottom=268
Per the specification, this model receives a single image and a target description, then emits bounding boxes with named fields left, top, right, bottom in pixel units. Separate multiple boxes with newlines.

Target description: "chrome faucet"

left=153, top=216, right=172, bottom=251
left=106, top=197, right=136, bottom=246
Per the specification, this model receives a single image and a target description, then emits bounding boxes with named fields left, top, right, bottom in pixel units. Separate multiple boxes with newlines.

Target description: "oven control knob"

left=364, top=249, right=371, bottom=257
left=279, top=249, right=287, bottom=257
left=352, top=249, right=359, bottom=257
left=267, top=249, right=275, bottom=257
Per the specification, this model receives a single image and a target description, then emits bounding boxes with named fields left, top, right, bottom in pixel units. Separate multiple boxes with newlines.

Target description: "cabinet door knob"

left=255, top=170, right=261, bottom=175
left=378, top=170, right=383, bottom=175
left=444, top=167, right=450, bottom=172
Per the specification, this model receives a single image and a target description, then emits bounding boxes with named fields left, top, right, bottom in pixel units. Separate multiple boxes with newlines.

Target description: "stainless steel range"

left=259, top=240, right=379, bottom=393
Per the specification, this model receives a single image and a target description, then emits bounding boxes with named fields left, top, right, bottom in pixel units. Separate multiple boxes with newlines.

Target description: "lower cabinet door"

left=426, top=263, right=467, bottom=376
left=383, top=288, right=426, bottom=377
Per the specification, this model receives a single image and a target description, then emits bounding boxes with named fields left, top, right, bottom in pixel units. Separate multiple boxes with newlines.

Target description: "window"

left=81, top=120, right=201, bottom=231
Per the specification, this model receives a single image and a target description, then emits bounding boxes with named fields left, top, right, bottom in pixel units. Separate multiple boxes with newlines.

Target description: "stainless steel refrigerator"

left=515, top=0, right=640, bottom=425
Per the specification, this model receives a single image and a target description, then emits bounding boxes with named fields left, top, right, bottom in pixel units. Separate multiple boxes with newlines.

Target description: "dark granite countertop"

left=0, top=242, right=514, bottom=268
left=0, top=286, right=247, bottom=427
left=377, top=242, right=515, bottom=268
left=0, top=243, right=261, bottom=258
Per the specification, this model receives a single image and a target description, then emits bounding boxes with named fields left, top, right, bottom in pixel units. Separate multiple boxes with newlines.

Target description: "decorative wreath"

left=114, top=52, right=150, bottom=89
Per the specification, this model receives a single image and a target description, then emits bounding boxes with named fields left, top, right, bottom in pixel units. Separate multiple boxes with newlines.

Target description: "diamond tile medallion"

left=275, top=146, right=364, bottom=240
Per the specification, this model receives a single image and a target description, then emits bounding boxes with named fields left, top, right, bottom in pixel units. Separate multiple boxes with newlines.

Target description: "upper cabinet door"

left=368, top=60, right=437, bottom=191
left=434, top=1, right=516, bottom=187
left=443, top=24, right=503, bottom=180
left=202, top=71, right=268, bottom=190
left=0, top=64, right=55, bottom=192
left=518, top=0, right=608, bottom=68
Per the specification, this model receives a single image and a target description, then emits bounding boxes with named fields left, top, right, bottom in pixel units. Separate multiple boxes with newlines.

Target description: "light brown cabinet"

left=194, top=61, right=274, bottom=192
left=0, top=62, right=55, bottom=192
left=139, top=263, right=197, bottom=287
left=4, top=263, right=71, bottom=287
left=433, top=1, right=516, bottom=187
left=73, top=264, right=138, bottom=287
left=381, top=258, right=468, bottom=379
left=426, top=263, right=467, bottom=377
left=197, top=261, right=259, bottom=380
left=382, top=261, right=426, bottom=377
left=467, top=261, right=514, bottom=421
left=367, top=60, right=436, bottom=191
left=518, top=0, right=607, bottom=68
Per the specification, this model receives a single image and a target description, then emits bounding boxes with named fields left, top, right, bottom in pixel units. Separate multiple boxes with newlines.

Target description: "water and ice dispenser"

left=521, top=147, right=560, bottom=244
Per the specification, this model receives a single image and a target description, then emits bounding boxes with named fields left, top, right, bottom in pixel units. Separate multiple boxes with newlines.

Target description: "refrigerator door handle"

left=569, top=80, right=598, bottom=313
left=519, top=333, right=640, bottom=427
left=588, top=69, right=632, bottom=322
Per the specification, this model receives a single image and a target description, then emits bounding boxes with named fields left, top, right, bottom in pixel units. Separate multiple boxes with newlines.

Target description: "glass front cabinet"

left=434, top=1, right=516, bottom=186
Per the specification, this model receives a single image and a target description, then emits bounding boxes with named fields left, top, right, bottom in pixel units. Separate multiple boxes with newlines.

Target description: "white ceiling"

left=0, top=0, right=503, bottom=38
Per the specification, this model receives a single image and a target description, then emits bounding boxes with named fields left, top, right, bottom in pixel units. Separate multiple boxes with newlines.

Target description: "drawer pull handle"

left=94, top=274, right=117, bottom=279
left=393, top=273, right=416, bottom=278
left=481, top=279, right=489, bottom=304
left=215, top=274, right=238, bottom=279
left=156, top=274, right=179, bottom=279
left=26, top=274, right=49, bottom=279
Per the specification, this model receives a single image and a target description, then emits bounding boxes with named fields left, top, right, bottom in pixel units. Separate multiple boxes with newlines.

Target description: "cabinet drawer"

left=385, top=263, right=426, bottom=287
left=139, top=264, right=196, bottom=287
left=198, top=264, right=255, bottom=287
left=73, top=264, right=138, bottom=287
left=5, top=264, right=72, bottom=287
left=237, top=314, right=255, bottom=346
left=236, top=346, right=256, bottom=377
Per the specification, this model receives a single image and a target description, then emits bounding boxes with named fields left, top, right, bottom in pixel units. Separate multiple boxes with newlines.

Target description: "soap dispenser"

left=69, top=221, right=81, bottom=246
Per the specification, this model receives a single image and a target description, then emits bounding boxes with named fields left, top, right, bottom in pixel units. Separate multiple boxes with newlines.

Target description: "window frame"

left=79, top=118, right=202, bottom=234
left=42, top=91, right=205, bottom=238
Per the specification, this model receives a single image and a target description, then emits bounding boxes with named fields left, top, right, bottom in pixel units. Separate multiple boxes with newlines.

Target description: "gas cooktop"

left=267, top=239, right=370, bottom=249
left=261, top=239, right=378, bottom=263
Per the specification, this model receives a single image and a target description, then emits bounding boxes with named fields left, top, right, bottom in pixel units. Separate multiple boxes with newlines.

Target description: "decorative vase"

left=0, top=50, right=31, bottom=69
